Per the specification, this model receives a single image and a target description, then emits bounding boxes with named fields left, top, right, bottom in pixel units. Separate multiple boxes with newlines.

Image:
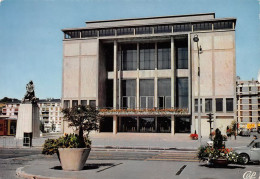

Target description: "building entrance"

left=175, top=117, right=191, bottom=133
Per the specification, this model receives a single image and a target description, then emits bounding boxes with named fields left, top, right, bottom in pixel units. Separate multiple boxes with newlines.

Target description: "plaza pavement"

left=1, top=133, right=257, bottom=179
left=0, top=132, right=256, bottom=150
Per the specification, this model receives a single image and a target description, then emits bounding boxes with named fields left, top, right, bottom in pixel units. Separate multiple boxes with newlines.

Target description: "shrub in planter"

left=42, top=105, right=100, bottom=171
left=197, top=128, right=243, bottom=166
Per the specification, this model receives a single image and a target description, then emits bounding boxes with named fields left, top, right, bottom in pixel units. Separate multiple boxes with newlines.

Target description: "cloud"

left=0, top=0, right=4, bottom=5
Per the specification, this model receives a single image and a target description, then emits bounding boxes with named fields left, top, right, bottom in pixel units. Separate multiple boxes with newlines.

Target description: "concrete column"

left=137, top=43, right=140, bottom=109
left=137, top=117, right=140, bottom=132
left=188, top=33, right=191, bottom=114
left=113, top=41, right=118, bottom=109
left=155, top=117, right=158, bottom=132
left=113, top=115, right=117, bottom=134
left=154, top=78, right=158, bottom=108
left=154, top=43, right=158, bottom=108
left=118, top=45, right=122, bottom=109
left=171, top=37, right=175, bottom=108
left=118, top=117, right=121, bottom=132
left=171, top=115, right=175, bottom=135
left=223, top=98, right=226, bottom=113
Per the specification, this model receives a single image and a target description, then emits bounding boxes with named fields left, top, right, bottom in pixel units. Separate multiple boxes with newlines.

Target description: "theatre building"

left=62, top=13, right=236, bottom=136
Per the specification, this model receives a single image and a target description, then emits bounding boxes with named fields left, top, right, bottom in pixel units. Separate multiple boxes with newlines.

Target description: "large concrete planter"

left=58, top=148, right=91, bottom=171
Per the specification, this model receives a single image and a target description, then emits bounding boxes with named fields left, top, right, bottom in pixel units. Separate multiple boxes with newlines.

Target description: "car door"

left=250, top=142, right=260, bottom=161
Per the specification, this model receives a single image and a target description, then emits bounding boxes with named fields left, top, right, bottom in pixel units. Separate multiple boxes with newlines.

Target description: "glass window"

left=135, top=26, right=152, bottom=34
left=158, top=79, right=171, bottom=109
left=99, top=29, right=115, bottom=36
left=194, top=99, right=202, bottom=113
left=157, top=117, right=171, bottom=133
left=157, top=42, right=171, bottom=69
left=89, top=100, right=96, bottom=108
left=193, top=23, right=212, bottom=31
left=81, top=30, right=98, bottom=38
left=205, top=99, right=212, bottom=112
left=176, top=47, right=188, bottom=69
left=122, top=80, right=136, bottom=109
left=226, top=98, right=233, bottom=112
left=173, top=24, right=191, bottom=32
left=120, top=117, right=137, bottom=132
left=63, top=100, right=70, bottom=109
left=154, top=25, right=172, bottom=33
left=176, top=78, right=188, bottom=109
left=140, top=79, right=154, bottom=109
left=216, top=98, right=223, bottom=112
left=139, top=117, right=155, bottom=132
left=214, top=21, right=233, bottom=30
left=72, top=100, right=78, bottom=107
left=81, top=100, right=87, bottom=106
left=117, top=27, right=134, bottom=36
left=64, top=31, right=80, bottom=39
left=121, top=44, right=137, bottom=70
left=139, top=43, right=155, bottom=70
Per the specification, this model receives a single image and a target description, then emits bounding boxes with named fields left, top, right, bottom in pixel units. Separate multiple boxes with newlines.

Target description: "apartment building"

left=0, top=99, right=20, bottom=136
left=38, top=99, right=63, bottom=133
left=62, top=13, right=237, bottom=136
left=237, top=78, right=260, bottom=131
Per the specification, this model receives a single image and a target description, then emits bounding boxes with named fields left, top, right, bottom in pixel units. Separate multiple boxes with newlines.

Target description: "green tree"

left=62, top=105, right=100, bottom=144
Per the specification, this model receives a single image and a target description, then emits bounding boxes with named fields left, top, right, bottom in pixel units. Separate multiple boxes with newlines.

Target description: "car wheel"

left=240, top=153, right=250, bottom=164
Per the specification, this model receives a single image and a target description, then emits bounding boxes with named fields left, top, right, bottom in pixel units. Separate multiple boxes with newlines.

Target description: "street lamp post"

left=193, top=34, right=202, bottom=145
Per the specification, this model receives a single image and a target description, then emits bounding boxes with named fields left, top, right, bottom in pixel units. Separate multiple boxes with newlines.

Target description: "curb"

left=16, top=166, right=64, bottom=179
left=1, top=146, right=198, bottom=151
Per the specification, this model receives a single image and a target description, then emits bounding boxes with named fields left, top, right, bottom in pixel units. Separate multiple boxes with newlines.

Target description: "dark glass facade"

left=121, top=44, right=137, bottom=70
left=140, top=79, right=154, bottom=109
left=157, top=42, right=171, bottom=69
left=140, top=43, right=155, bottom=70
left=122, top=80, right=136, bottom=109
left=226, top=98, right=233, bottom=112
left=176, top=78, right=188, bottom=109
left=158, top=79, right=171, bottom=109
left=216, top=98, right=223, bottom=112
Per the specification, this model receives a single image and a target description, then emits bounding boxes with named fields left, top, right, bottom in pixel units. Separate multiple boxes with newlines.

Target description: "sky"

left=0, top=0, right=259, bottom=99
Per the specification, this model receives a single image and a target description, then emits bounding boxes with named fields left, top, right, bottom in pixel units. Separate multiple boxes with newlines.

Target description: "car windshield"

left=247, top=140, right=255, bottom=147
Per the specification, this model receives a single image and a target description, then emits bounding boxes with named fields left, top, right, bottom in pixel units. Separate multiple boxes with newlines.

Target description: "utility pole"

left=207, top=113, right=214, bottom=140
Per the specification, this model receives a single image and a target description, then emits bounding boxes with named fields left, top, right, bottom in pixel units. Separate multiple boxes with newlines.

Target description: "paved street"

left=0, top=148, right=259, bottom=179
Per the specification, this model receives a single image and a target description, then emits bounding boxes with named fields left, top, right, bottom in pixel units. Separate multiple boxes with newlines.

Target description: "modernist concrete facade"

left=62, top=13, right=237, bottom=136
left=237, top=78, right=260, bottom=130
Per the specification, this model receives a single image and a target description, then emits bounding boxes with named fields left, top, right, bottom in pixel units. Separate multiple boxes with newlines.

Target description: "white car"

left=234, top=139, right=260, bottom=164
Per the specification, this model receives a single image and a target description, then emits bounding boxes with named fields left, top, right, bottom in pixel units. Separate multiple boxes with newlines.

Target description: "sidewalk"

left=16, top=158, right=188, bottom=179
left=1, top=133, right=254, bottom=150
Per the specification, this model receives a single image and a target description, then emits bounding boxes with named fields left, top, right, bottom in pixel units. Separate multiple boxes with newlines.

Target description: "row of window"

left=64, top=21, right=234, bottom=39
left=121, top=78, right=188, bottom=109
left=119, top=42, right=187, bottom=71
left=63, top=100, right=96, bottom=109
left=194, top=98, right=234, bottom=113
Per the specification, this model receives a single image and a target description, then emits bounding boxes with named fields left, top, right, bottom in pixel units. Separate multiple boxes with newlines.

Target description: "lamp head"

left=193, top=34, right=199, bottom=42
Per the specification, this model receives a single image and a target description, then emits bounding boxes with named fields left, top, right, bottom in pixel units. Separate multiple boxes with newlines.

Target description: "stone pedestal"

left=16, top=103, right=40, bottom=139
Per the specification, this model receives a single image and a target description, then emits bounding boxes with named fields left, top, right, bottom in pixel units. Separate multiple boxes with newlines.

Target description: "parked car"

left=234, top=139, right=260, bottom=164
left=238, top=128, right=251, bottom=136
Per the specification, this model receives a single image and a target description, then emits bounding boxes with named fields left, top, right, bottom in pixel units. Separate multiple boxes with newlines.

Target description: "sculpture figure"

left=22, top=80, right=37, bottom=104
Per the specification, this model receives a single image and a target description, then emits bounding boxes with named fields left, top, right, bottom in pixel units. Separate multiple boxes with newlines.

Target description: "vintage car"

left=234, top=139, right=260, bottom=164
left=238, top=128, right=251, bottom=136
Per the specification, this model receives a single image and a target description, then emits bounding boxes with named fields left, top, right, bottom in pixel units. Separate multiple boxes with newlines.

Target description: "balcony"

left=99, top=108, right=189, bottom=116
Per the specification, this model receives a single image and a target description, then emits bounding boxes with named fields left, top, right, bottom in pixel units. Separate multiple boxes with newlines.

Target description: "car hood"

left=233, top=146, right=250, bottom=151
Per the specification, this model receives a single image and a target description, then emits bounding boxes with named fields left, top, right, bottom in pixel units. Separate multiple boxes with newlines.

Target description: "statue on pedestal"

left=22, top=80, right=37, bottom=104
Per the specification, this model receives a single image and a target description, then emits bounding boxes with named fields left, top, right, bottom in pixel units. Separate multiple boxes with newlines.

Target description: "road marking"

left=146, top=158, right=198, bottom=162
left=96, top=163, right=123, bottom=173
left=176, top=165, right=187, bottom=175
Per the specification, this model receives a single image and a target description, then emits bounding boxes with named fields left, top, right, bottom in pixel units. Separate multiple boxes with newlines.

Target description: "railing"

left=99, top=107, right=189, bottom=116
